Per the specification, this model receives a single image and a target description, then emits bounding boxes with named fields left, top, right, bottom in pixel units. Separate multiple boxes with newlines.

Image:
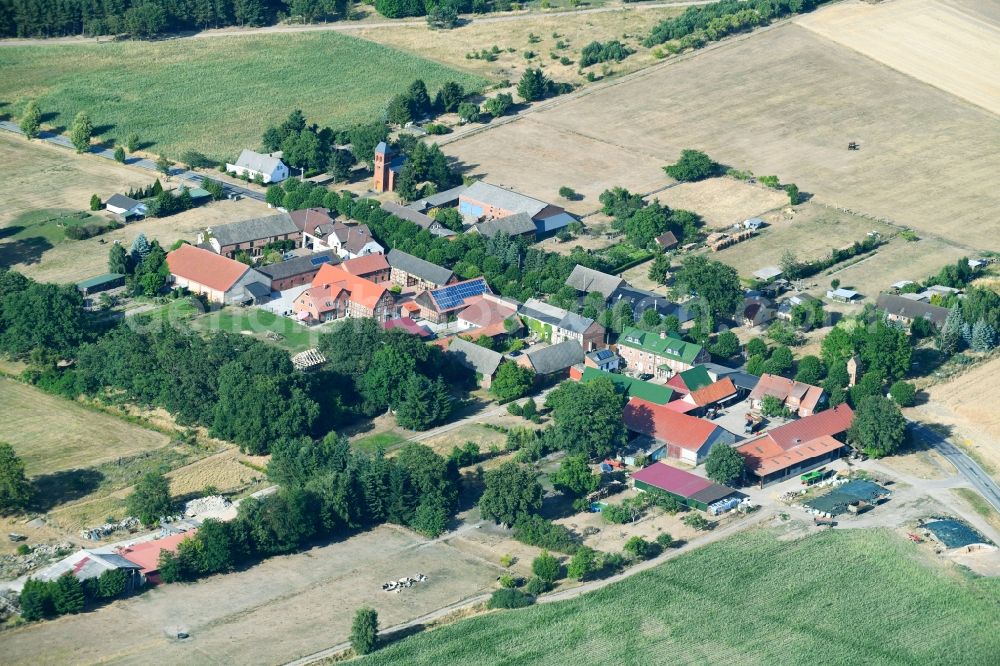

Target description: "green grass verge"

left=0, top=33, right=486, bottom=160
left=362, top=529, right=1000, bottom=664
left=353, top=432, right=408, bottom=453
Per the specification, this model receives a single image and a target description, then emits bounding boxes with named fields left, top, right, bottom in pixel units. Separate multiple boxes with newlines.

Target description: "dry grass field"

left=702, top=202, right=894, bottom=281
left=657, top=178, right=788, bottom=229
left=914, top=355, right=1000, bottom=479
left=441, top=20, right=1000, bottom=248
left=826, top=234, right=969, bottom=298
left=796, top=0, right=1000, bottom=115
left=357, top=5, right=685, bottom=84
left=0, top=377, right=170, bottom=477
left=165, top=449, right=266, bottom=498
left=1, top=525, right=501, bottom=666
left=0, top=132, right=272, bottom=284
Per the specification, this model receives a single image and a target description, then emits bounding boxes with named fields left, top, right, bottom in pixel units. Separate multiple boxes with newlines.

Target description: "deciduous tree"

left=704, top=444, right=745, bottom=486
left=479, top=462, right=543, bottom=527
left=70, top=111, right=94, bottom=152
left=849, top=395, right=906, bottom=458
left=127, top=471, right=172, bottom=525
left=0, top=443, right=33, bottom=514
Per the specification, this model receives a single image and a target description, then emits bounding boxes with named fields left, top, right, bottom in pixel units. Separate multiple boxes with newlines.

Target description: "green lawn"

left=3, top=208, right=103, bottom=245
left=189, top=307, right=318, bottom=353
left=363, top=529, right=1000, bottom=665
left=0, top=33, right=486, bottom=160
left=353, top=432, right=408, bottom=453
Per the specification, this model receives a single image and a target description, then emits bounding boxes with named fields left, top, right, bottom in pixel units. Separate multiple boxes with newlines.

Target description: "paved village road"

left=908, top=419, right=1000, bottom=512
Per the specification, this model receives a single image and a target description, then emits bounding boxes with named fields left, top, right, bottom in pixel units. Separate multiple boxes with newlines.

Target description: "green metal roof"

left=580, top=367, right=674, bottom=405
left=76, top=273, right=125, bottom=290
left=677, top=366, right=712, bottom=391
left=618, top=327, right=704, bottom=364
left=187, top=187, right=212, bottom=199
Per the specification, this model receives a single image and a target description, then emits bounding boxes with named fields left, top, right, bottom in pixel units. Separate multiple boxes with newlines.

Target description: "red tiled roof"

left=738, top=434, right=845, bottom=477
left=623, top=398, right=719, bottom=451
left=340, top=253, right=389, bottom=276
left=632, top=462, right=713, bottom=497
left=166, top=244, right=251, bottom=292
left=766, top=404, right=854, bottom=451
left=312, top=263, right=389, bottom=311
left=383, top=317, right=432, bottom=338
left=749, top=373, right=825, bottom=413
left=117, top=531, right=196, bottom=574
left=687, top=377, right=738, bottom=407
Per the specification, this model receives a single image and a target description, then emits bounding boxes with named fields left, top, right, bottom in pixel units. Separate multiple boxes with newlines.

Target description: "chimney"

left=659, top=330, right=667, bottom=339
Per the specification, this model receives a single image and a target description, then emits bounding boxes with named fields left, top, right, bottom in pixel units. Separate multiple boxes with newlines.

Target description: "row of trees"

left=643, top=0, right=823, bottom=48
left=0, top=0, right=342, bottom=39
left=157, top=435, right=462, bottom=587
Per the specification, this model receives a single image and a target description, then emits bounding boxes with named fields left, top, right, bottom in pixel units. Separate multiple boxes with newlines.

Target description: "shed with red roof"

left=117, top=530, right=196, bottom=585
left=632, top=462, right=741, bottom=511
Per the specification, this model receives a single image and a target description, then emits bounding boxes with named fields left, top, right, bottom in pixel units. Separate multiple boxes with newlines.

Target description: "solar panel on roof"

left=432, top=279, right=488, bottom=310
left=309, top=256, right=332, bottom=267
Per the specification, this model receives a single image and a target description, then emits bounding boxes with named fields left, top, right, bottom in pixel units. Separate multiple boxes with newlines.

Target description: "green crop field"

left=0, top=33, right=486, bottom=161
left=363, top=528, right=1000, bottom=665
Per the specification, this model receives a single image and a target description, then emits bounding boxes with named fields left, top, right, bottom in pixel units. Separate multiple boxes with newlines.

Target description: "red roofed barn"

left=738, top=404, right=854, bottom=486
left=622, top=397, right=737, bottom=465
left=166, top=244, right=271, bottom=304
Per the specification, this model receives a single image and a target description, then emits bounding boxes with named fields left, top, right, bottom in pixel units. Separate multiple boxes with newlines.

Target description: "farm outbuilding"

left=76, top=272, right=125, bottom=296
left=632, top=462, right=742, bottom=512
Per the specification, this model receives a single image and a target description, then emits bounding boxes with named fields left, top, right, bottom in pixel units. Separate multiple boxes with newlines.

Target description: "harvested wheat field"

left=0, top=377, right=170, bottom=477
left=796, top=0, right=1000, bottom=115
left=442, top=20, right=1000, bottom=248
left=915, top=355, right=1000, bottom=479
left=0, top=132, right=271, bottom=283
left=657, top=178, right=788, bottom=229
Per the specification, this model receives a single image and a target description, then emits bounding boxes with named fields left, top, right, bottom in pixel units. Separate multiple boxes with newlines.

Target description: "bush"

left=524, top=576, right=549, bottom=595
left=889, top=381, right=916, bottom=408
left=579, top=40, right=632, bottom=67
left=499, top=552, right=516, bottom=568
left=683, top=513, right=710, bottom=531
left=655, top=532, right=673, bottom=548
left=498, top=573, right=518, bottom=588
left=558, top=186, right=577, bottom=200
left=488, top=588, right=534, bottom=609
left=623, top=536, right=658, bottom=560
left=351, top=607, right=379, bottom=655
left=513, top=515, right=579, bottom=554
left=89, top=194, right=102, bottom=211
left=532, top=550, right=561, bottom=583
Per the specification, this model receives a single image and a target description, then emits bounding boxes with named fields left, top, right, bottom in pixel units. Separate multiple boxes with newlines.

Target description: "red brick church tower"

left=373, top=141, right=397, bottom=193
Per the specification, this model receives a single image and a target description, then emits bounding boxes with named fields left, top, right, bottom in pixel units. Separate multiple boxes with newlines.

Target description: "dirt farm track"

left=442, top=1, right=1000, bottom=251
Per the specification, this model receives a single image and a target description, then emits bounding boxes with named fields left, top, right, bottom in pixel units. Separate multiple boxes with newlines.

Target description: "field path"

left=0, top=2, right=713, bottom=47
